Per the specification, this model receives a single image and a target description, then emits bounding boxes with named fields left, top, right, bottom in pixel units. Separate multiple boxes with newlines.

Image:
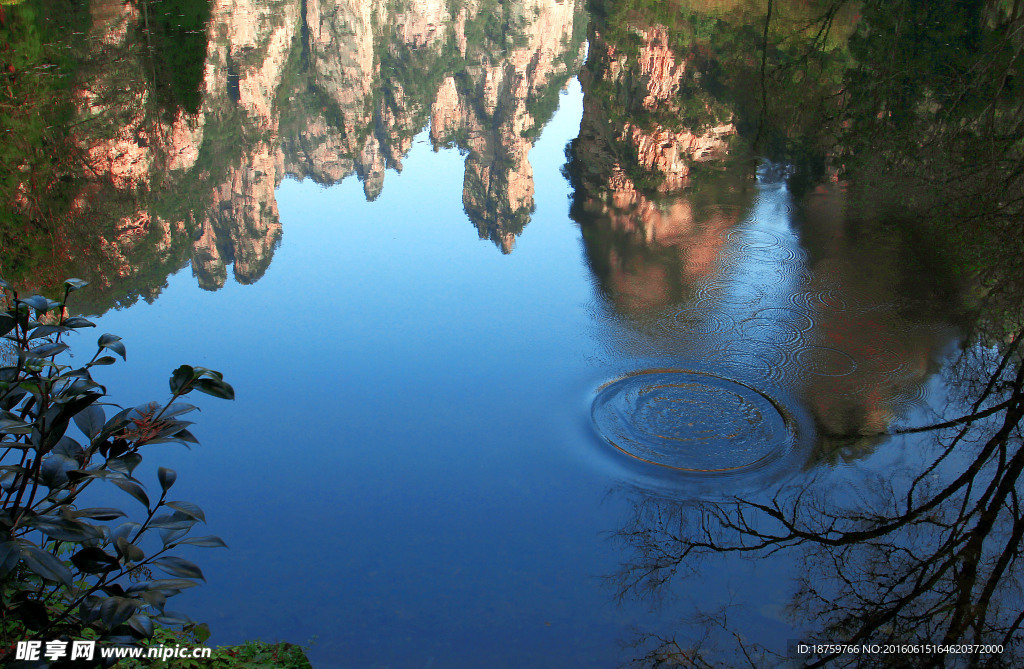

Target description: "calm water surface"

left=6, top=0, right=1016, bottom=666
left=82, top=82, right=960, bottom=666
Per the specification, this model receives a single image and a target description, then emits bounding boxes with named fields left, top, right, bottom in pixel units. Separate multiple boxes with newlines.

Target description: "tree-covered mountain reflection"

left=574, top=0, right=1024, bottom=664
left=1, top=0, right=585, bottom=310
left=566, top=1, right=963, bottom=467
left=5, top=0, right=1023, bottom=663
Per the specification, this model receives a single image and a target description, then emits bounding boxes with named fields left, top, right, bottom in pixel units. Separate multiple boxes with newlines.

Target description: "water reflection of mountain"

left=3, top=0, right=585, bottom=309
left=567, top=19, right=737, bottom=199
left=576, top=180, right=960, bottom=467
left=573, top=179, right=752, bottom=317
left=566, top=7, right=963, bottom=468
left=589, top=2, right=1024, bottom=659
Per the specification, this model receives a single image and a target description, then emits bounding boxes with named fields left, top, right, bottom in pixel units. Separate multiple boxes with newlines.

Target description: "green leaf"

left=64, top=316, right=96, bottom=328
left=170, top=365, right=195, bottom=394
left=149, top=514, right=195, bottom=531
left=140, top=589, right=167, bottom=612
left=89, top=355, right=118, bottom=366
left=29, top=341, right=69, bottom=358
left=73, top=507, right=127, bottom=521
left=74, top=404, right=105, bottom=439
left=128, top=613, right=155, bottom=638
left=171, top=428, right=199, bottom=445
left=157, top=528, right=190, bottom=549
left=71, top=547, right=120, bottom=574
left=64, top=278, right=89, bottom=292
left=29, top=517, right=102, bottom=543
left=100, top=596, right=138, bottom=629
left=0, top=541, right=20, bottom=578
left=67, top=468, right=114, bottom=484
left=21, top=295, right=61, bottom=313
left=20, top=543, right=73, bottom=587
left=57, top=370, right=94, bottom=384
left=158, top=467, right=177, bottom=492
left=115, top=537, right=145, bottom=563
left=40, top=454, right=75, bottom=487
left=191, top=377, right=235, bottom=400
left=193, top=622, right=211, bottom=644
left=17, top=380, right=43, bottom=400
left=0, top=418, right=32, bottom=434
left=53, top=435, right=84, bottom=459
left=161, top=529, right=191, bottom=548
left=98, top=334, right=126, bottom=360
left=151, top=419, right=195, bottom=438
left=0, top=312, right=15, bottom=337
left=29, top=325, right=69, bottom=339
left=160, top=403, right=199, bottom=419
left=108, top=453, right=143, bottom=476
left=49, top=392, right=103, bottom=439
left=1, top=470, right=26, bottom=497
left=165, top=501, right=206, bottom=523
left=155, top=611, right=193, bottom=625
left=153, top=556, right=205, bottom=581
left=112, top=478, right=150, bottom=508
left=148, top=579, right=201, bottom=593
left=112, top=522, right=141, bottom=541
left=177, top=535, right=228, bottom=548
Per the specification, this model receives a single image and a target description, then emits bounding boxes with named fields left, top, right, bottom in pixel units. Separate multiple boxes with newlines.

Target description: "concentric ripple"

left=658, top=308, right=737, bottom=337
left=592, top=370, right=799, bottom=472
left=794, top=345, right=859, bottom=377
left=725, top=228, right=802, bottom=261
left=789, top=288, right=850, bottom=312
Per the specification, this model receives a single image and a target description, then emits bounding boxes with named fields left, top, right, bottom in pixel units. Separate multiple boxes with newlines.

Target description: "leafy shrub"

left=0, top=278, right=232, bottom=665
left=116, top=625, right=313, bottom=669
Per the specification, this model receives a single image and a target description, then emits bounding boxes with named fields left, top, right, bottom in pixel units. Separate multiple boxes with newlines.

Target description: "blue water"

left=77, top=79, right=960, bottom=667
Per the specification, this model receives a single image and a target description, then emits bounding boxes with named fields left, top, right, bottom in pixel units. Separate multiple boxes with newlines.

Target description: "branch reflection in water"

left=612, top=335, right=1024, bottom=667
left=581, top=0, right=1024, bottom=665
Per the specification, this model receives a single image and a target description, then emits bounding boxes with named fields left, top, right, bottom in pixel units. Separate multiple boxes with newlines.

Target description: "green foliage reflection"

left=139, top=0, right=212, bottom=116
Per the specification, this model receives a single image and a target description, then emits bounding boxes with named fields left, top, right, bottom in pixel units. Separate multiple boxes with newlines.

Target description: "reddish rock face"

left=66, top=0, right=296, bottom=292
left=575, top=184, right=745, bottom=319
left=572, top=23, right=737, bottom=200
left=428, top=0, right=584, bottom=251
left=622, top=25, right=734, bottom=191
left=565, top=17, right=748, bottom=317
left=37, top=0, right=584, bottom=308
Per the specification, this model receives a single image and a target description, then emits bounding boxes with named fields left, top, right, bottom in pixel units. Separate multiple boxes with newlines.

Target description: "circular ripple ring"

left=592, top=369, right=799, bottom=472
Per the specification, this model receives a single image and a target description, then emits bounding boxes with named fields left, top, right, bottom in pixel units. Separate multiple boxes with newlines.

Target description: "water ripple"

left=591, top=369, right=800, bottom=472
left=658, top=308, right=737, bottom=337
left=789, top=288, right=850, bottom=313
left=794, top=345, right=859, bottom=377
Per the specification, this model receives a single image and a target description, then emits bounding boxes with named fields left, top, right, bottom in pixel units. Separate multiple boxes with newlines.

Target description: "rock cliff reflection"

left=567, top=2, right=964, bottom=473
left=4, top=0, right=586, bottom=308
left=3, top=0, right=1023, bottom=665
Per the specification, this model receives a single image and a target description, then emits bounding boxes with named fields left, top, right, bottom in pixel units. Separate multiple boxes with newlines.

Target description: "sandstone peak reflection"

left=11, top=0, right=586, bottom=312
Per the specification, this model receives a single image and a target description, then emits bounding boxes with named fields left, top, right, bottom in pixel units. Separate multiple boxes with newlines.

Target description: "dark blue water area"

left=71, top=83, right=703, bottom=667
left=71, top=80, right=963, bottom=667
